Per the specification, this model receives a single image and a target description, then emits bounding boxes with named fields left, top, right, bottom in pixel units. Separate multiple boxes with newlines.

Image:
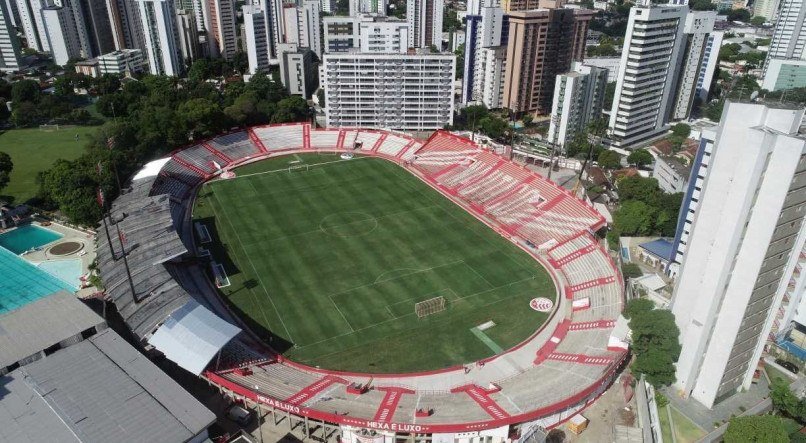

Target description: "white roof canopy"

left=148, top=300, right=241, bottom=375
left=132, top=157, right=171, bottom=181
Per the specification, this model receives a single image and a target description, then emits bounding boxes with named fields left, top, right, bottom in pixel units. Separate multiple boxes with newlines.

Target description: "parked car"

left=226, top=404, right=254, bottom=426
left=775, top=358, right=799, bottom=374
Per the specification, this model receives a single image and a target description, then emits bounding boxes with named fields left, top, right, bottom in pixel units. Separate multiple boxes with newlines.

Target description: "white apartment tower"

left=608, top=4, right=687, bottom=148
left=283, top=0, right=321, bottom=57
left=0, top=0, right=21, bottom=70
left=672, top=11, right=721, bottom=120
left=358, top=16, right=408, bottom=53
left=548, top=62, right=608, bottom=149
left=42, top=6, right=83, bottom=65
left=324, top=15, right=408, bottom=54
left=762, top=0, right=806, bottom=87
left=243, top=4, right=270, bottom=73
left=137, top=0, right=184, bottom=76
left=15, top=0, right=51, bottom=52
left=349, top=0, right=387, bottom=15
left=407, top=0, right=443, bottom=49
left=478, top=46, right=507, bottom=108
left=323, top=52, right=455, bottom=131
left=462, top=0, right=506, bottom=106
left=672, top=101, right=806, bottom=409
left=754, top=0, right=780, bottom=21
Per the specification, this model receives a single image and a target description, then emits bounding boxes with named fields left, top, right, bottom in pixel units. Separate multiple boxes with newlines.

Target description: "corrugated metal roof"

left=0, top=292, right=104, bottom=368
left=0, top=328, right=215, bottom=443
left=148, top=300, right=241, bottom=375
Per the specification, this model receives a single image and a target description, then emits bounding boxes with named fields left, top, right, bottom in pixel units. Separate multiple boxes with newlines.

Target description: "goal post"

left=415, top=296, right=446, bottom=318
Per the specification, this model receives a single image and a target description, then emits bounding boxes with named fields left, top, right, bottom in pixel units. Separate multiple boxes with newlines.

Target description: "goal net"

left=415, top=296, right=446, bottom=318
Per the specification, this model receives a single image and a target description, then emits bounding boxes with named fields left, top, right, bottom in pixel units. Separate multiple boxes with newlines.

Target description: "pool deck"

left=18, top=222, right=96, bottom=292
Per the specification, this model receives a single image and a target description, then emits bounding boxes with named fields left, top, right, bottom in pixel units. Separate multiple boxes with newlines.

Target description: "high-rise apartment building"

left=548, top=62, right=608, bottom=149
left=753, top=0, right=780, bottom=21
left=283, top=0, right=321, bottom=57
left=137, top=0, right=184, bottom=76
left=323, top=15, right=408, bottom=54
left=462, top=0, right=506, bottom=105
left=106, top=0, right=146, bottom=51
left=502, top=7, right=593, bottom=116
left=407, top=0, right=442, bottom=49
left=324, top=16, right=360, bottom=53
left=762, top=0, right=806, bottom=90
left=477, top=46, right=507, bottom=108
left=244, top=4, right=270, bottom=73
left=349, top=0, right=387, bottom=15
left=42, top=6, right=84, bottom=65
left=672, top=101, right=806, bottom=409
left=15, top=0, right=51, bottom=52
left=0, top=0, right=21, bottom=70
left=176, top=7, right=200, bottom=61
left=608, top=4, right=687, bottom=148
left=201, top=0, right=237, bottom=59
left=323, top=51, right=455, bottom=131
left=278, top=42, right=317, bottom=98
left=73, top=0, right=116, bottom=56
left=672, top=11, right=721, bottom=120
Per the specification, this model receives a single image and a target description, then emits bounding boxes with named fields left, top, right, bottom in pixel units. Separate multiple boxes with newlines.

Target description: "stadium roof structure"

left=148, top=299, right=241, bottom=375
left=0, top=291, right=104, bottom=369
left=96, top=193, right=191, bottom=340
left=0, top=328, right=215, bottom=443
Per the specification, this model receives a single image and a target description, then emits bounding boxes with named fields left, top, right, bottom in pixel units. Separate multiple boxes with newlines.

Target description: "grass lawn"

left=669, top=405, right=706, bottom=443
left=658, top=405, right=673, bottom=443
left=0, top=126, right=97, bottom=203
left=766, top=365, right=795, bottom=385
left=193, top=154, right=556, bottom=372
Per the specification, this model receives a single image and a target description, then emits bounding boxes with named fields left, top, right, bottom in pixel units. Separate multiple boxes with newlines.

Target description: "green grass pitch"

left=0, top=126, right=97, bottom=203
left=193, top=154, right=556, bottom=373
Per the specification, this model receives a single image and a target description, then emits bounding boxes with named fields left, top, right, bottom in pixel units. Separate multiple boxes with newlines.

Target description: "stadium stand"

left=210, top=131, right=263, bottom=159
left=102, top=124, right=624, bottom=440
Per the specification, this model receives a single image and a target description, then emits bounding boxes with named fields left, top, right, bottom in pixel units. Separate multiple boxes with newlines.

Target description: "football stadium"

left=96, top=123, right=627, bottom=443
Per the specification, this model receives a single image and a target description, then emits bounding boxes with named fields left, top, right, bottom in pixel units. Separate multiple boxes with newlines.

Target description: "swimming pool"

left=0, top=247, right=75, bottom=314
left=0, top=225, right=63, bottom=254
left=37, top=259, right=82, bottom=290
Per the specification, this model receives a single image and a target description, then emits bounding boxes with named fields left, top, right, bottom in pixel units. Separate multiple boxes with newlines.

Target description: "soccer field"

left=0, top=126, right=96, bottom=203
left=193, top=154, right=556, bottom=373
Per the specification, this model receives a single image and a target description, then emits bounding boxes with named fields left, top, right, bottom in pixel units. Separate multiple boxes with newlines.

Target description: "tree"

left=94, top=74, right=121, bottom=95
left=750, top=16, right=766, bottom=26
left=10, top=101, right=38, bottom=127
left=770, top=378, right=806, bottom=423
left=597, top=149, right=622, bottom=169
left=726, top=8, right=752, bottom=23
left=670, top=123, right=691, bottom=139
left=617, top=176, right=661, bottom=205
left=621, top=263, right=643, bottom=280
left=187, top=58, right=213, bottom=83
left=53, top=77, right=75, bottom=97
left=723, top=415, right=789, bottom=443
left=38, top=159, right=105, bottom=225
left=271, top=96, right=309, bottom=123
left=177, top=98, right=230, bottom=139
left=623, top=297, right=653, bottom=319
left=690, top=0, right=715, bottom=10
left=628, top=307, right=681, bottom=387
left=0, top=151, right=12, bottom=192
left=627, top=149, right=653, bottom=167
left=11, top=80, right=40, bottom=104
left=614, top=201, right=656, bottom=236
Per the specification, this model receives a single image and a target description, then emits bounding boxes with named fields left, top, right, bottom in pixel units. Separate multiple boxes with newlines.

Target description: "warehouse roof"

left=0, top=328, right=215, bottom=443
left=0, top=291, right=104, bottom=368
